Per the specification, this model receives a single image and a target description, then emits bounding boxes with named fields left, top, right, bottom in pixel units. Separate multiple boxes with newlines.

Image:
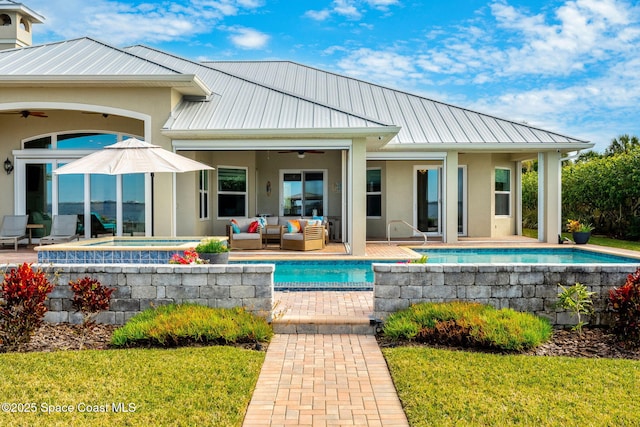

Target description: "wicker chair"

left=280, top=224, right=325, bottom=251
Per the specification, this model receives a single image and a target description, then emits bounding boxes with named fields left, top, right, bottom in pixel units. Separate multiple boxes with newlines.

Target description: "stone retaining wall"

left=373, top=263, right=640, bottom=326
left=34, top=264, right=274, bottom=325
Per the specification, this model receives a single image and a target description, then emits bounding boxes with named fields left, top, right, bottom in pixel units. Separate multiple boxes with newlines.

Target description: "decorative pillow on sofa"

left=287, top=219, right=301, bottom=233
left=230, top=219, right=240, bottom=234
left=248, top=221, right=260, bottom=233
left=306, top=219, right=322, bottom=227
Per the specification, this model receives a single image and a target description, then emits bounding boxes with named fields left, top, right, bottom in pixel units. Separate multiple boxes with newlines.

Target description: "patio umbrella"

left=53, top=137, right=214, bottom=235
left=53, top=137, right=213, bottom=175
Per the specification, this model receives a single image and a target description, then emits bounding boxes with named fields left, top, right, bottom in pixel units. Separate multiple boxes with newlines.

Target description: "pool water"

left=236, top=248, right=640, bottom=290
left=414, top=248, right=640, bottom=264
left=85, top=239, right=198, bottom=247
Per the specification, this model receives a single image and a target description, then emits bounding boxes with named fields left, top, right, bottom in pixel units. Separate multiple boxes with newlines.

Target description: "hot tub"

left=35, top=236, right=225, bottom=264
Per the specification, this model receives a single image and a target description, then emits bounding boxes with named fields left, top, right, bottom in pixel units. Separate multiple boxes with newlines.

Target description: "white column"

left=444, top=151, right=458, bottom=243
left=539, top=151, right=562, bottom=243
left=350, top=139, right=367, bottom=256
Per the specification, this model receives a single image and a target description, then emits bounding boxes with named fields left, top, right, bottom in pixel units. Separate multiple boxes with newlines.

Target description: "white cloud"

left=25, top=0, right=265, bottom=45
left=228, top=27, right=270, bottom=49
left=304, top=0, right=400, bottom=22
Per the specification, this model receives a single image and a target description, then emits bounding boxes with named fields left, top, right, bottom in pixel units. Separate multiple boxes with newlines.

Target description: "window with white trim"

left=495, top=168, right=511, bottom=216
left=199, top=170, right=209, bottom=220
left=217, top=167, right=247, bottom=218
left=366, top=168, right=382, bottom=218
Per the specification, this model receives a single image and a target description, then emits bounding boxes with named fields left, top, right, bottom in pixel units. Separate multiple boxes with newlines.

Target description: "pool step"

left=272, top=315, right=378, bottom=335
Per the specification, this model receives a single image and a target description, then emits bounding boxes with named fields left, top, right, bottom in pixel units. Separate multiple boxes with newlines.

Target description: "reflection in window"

left=366, top=168, right=381, bottom=218
left=495, top=168, right=511, bottom=216
left=218, top=167, right=247, bottom=218
left=199, top=170, right=209, bottom=220
left=123, top=174, right=145, bottom=235
left=282, top=171, right=325, bottom=217
left=57, top=133, right=117, bottom=150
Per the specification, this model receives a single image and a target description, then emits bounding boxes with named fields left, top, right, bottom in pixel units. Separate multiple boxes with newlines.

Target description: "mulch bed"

left=377, top=327, right=640, bottom=360
left=5, top=324, right=640, bottom=360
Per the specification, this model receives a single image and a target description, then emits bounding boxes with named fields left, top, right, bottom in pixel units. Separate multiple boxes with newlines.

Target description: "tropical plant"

left=566, top=219, right=594, bottom=233
left=609, top=268, right=640, bottom=348
left=555, top=283, right=595, bottom=333
left=195, top=238, right=229, bottom=254
left=69, top=277, right=115, bottom=329
left=0, top=263, right=55, bottom=352
left=605, top=134, right=640, bottom=157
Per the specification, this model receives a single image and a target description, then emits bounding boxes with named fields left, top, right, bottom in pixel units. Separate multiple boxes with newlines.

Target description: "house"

left=0, top=1, right=594, bottom=255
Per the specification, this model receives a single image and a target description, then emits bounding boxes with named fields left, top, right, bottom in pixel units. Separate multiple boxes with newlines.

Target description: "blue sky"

left=25, top=0, right=640, bottom=152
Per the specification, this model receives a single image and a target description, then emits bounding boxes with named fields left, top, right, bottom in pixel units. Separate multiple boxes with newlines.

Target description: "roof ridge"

left=208, top=60, right=588, bottom=143
left=126, top=45, right=394, bottom=128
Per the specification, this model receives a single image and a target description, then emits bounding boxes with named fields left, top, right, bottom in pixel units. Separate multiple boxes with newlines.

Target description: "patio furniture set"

left=0, top=214, right=80, bottom=251
left=227, top=216, right=329, bottom=251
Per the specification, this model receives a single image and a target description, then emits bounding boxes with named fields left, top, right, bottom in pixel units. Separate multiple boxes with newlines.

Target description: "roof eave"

left=0, top=74, right=211, bottom=96
left=377, top=141, right=595, bottom=153
left=162, top=126, right=401, bottom=144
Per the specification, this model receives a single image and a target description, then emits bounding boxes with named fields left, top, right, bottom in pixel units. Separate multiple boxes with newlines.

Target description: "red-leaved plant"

left=0, top=263, right=55, bottom=352
left=609, top=267, right=640, bottom=348
left=169, top=248, right=204, bottom=264
left=69, top=277, right=115, bottom=329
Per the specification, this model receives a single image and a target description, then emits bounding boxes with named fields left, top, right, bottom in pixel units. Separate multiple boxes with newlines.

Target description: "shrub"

left=609, top=268, right=640, bottom=348
left=0, top=263, right=55, bottom=352
left=69, top=277, right=115, bottom=328
left=382, top=301, right=552, bottom=351
left=195, top=239, right=229, bottom=254
left=555, top=283, right=595, bottom=334
left=111, top=303, right=273, bottom=348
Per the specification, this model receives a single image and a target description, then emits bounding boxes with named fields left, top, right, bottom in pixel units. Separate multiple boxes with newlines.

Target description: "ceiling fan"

left=81, top=112, right=110, bottom=118
left=0, top=110, right=48, bottom=118
left=277, top=150, right=325, bottom=158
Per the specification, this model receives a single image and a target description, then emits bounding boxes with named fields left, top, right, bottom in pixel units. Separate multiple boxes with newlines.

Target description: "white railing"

left=386, top=220, right=428, bottom=245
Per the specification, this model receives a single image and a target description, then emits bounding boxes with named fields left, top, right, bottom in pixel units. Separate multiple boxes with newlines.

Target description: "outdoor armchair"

left=40, top=215, right=80, bottom=245
left=0, top=215, right=28, bottom=251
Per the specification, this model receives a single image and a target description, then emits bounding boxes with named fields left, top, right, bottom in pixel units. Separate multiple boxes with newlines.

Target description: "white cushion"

left=282, top=232, right=304, bottom=241
left=233, top=233, right=261, bottom=240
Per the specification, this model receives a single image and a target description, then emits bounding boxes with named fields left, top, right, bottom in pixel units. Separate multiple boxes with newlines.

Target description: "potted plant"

left=566, top=219, right=594, bottom=244
left=195, top=238, right=230, bottom=264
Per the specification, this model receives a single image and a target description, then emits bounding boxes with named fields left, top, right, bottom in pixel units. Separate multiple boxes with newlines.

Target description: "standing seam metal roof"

left=203, top=60, right=589, bottom=145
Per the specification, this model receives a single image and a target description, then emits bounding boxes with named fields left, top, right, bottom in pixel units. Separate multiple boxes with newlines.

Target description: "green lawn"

left=523, top=228, right=640, bottom=251
left=384, top=346, right=640, bottom=427
left=0, top=346, right=264, bottom=427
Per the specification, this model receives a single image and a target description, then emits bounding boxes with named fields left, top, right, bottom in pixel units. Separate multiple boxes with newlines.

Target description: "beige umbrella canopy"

left=53, top=137, right=213, bottom=236
left=54, top=138, right=213, bottom=175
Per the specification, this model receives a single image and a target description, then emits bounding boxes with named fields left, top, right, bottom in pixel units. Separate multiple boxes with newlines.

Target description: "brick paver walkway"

left=243, top=334, right=408, bottom=427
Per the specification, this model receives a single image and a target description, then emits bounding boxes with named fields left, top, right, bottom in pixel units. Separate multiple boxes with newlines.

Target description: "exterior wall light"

left=4, top=157, right=13, bottom=175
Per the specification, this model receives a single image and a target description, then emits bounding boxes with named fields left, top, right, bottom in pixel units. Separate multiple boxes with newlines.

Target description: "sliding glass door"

left=280, top=170, right=327, bottom=217
left=414, top=165, right=467, bottom=236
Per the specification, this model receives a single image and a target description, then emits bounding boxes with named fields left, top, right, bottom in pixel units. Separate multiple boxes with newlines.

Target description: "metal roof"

left=125, top=45, right=393, bottom=133
left=204, top=60, right=589, bottom=146
left=0, top=38, right=210, bottom=95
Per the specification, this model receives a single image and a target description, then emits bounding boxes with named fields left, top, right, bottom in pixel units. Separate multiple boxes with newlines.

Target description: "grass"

left=0, top=346, right=264, bottom=427
left=111, top=304, right=273, bottom=347
left=384, top=346, right=640, bottom=427
left=524, top=228, right=640, bottom=251
left=382, top=302, right=552, bottom=351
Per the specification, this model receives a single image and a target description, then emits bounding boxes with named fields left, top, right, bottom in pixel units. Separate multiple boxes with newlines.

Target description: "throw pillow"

left=230, top=219, right=240, bottom=234
left=306, top=219, right=321, bottom=227
left=248, top=220, right=259, bottom=233
left=287, top=219, right=301, bottom=233
left=257, top=217, right=267, bottom=228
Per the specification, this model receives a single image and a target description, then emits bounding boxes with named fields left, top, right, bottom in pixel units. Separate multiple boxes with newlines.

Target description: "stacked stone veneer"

left=373, top=263, right=640, bottom=326
left=36, top=264, right=274, bottom=325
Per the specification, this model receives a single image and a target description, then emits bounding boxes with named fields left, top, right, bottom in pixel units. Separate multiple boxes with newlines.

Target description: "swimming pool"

left=234, top=260, right=381, bottom=291
left=413, top=247, right=640, bottom=264
left=237, top=248, right=640, bottom=290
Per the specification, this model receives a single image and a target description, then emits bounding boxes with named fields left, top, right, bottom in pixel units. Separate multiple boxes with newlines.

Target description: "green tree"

left=605, top=134, right=639, bottom=157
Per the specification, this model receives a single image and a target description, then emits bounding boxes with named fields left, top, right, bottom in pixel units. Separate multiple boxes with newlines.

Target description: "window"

left=199, top=170, right=209, bottom=220
left=366, top=168, right=381, bottom=218
left=495, top=168, right=511, bottom=216
left=281, top=170, right=326, bottom=216
left=217, top=167, right=247, bottom=218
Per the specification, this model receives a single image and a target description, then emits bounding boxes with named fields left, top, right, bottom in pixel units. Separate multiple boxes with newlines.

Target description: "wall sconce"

left=297, top=151, right=305, bottom=159
left=4, top=158, right=13, bottom=175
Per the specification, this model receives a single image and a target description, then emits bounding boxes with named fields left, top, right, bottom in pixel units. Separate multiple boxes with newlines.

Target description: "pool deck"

left=3, top=238, right=640, bottom=426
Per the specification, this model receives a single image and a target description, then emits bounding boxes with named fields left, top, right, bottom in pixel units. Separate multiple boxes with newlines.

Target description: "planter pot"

left=572, top=232, right=591, bottom=245
left=198, top=252, right=229, bottom=264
